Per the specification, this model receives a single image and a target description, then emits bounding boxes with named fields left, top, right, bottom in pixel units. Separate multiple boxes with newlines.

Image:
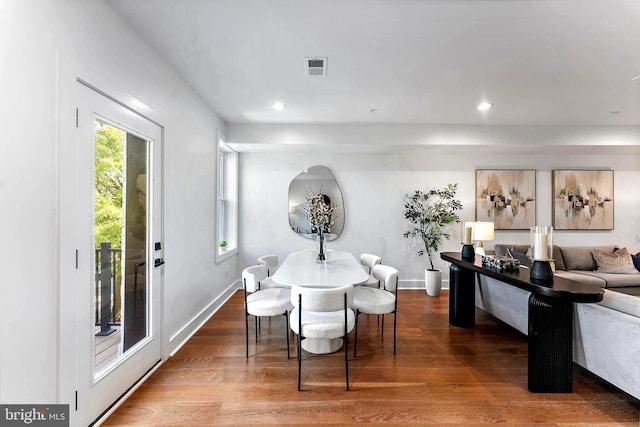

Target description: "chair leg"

left=297, top=293, right=303, bottom=391
left=345, top=332, right=350, bottom=391
left=284, top=312, right=290, bottom=359
left=381, top=313, right=385, bottom=336
left=343, top=292, right=349, bottom=391
left=245, top=313, right=249, bottom=358
left=297, top=334, right=302, bottom=391
left=353, top=310, right=360, bottom=357
left=393, top=311, right=397, bottom=354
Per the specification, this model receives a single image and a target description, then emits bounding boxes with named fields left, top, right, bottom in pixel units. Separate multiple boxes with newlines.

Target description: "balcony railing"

left=95, top=242, right=122, bottom=336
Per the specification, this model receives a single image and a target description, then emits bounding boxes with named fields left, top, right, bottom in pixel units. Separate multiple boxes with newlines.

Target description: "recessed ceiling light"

left=272, top=102, right=286, bottom=111
left=477, top=102, right=493, bottom=111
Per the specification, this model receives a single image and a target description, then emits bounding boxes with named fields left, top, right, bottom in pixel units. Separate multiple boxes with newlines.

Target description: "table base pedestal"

left=528, top=293, right=573, bottom=392
left=449, top=263, right=475, bottom=328
left=302, top=337, right=343, bottom=354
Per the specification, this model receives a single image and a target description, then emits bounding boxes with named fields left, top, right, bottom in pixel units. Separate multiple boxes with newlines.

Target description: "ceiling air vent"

left=304, top=57, right=327, bottom=77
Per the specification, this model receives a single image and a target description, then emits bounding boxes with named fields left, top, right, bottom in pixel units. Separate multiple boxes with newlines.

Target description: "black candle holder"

left=530, top=260, right=554, bottom=283
left=461, top=244, right=475, bottom=261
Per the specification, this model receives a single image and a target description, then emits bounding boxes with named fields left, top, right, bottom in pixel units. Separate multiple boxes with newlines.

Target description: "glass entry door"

left=60, top=81, right=164, bottom=426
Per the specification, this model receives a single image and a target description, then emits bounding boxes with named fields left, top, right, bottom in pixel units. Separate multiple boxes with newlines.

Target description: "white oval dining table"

left=272, top=250, right=369, bottom=354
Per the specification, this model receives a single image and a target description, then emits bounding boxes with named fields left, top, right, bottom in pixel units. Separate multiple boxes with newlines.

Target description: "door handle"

left=154, top=258, right=165, bottom=268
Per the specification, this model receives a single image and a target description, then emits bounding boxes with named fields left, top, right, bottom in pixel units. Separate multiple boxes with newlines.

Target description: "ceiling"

left=107, top=0, right=640, bottom=126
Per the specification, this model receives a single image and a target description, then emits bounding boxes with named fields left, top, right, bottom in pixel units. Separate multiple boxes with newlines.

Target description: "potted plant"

left=403, top=183, right=463, bottom=296
left=218, top=240, right=228, bottom=252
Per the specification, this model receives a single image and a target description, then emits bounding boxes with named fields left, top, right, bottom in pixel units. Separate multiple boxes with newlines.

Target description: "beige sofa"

left=475, top=244, right=640, bottom=399
left=494, top=244, right=640, bottom=293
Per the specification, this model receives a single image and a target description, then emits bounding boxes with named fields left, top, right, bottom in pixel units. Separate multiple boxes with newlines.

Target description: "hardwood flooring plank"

left=102, top=290, right=640, bottom=426
left=497, top=399, right=640, bottom=424
left=103, top=402, right=222, bottom=426
left=353, top=400, right=509, bottom=424
left=214, top=401, right=357, bottom=425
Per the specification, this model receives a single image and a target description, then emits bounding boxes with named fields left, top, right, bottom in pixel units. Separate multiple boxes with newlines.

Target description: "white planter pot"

left=425, top=269, right=442, bottom=296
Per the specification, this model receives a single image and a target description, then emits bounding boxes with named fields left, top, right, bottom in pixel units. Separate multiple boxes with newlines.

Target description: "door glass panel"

left=94, top=119, right=149, bottom=377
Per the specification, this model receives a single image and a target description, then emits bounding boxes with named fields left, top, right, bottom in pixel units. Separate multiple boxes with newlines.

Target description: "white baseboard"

left=167, top=280, right=241, bottom=357
left=398, top=279, right=450, bottom=290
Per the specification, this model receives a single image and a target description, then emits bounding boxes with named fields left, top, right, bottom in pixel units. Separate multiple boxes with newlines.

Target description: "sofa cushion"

left=591, top=247, right=639, bottom=275
left=597, top=289, right=640, bottom=317
left=574, top=271, right=640, bottom=288
left=559, top=245, right=616, bottom=271
left=612, top=286, right=640, bottom=297
left=554, top=270, right=607, bottom=287
left=551, top=245, right=566, bottom=271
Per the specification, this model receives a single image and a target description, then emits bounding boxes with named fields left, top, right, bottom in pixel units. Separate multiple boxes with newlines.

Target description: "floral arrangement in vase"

left=304, top=190, right=336, bottom=263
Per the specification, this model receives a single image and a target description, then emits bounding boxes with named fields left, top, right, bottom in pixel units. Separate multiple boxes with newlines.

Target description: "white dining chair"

left=289, top=284, right=355, bottom=391
left=257, top=254, right=282, bottom=289
left=352, top=264, right=398, bottom=357
left=242, top=265, right=293, bottom=358
left=360, top=253, right=382, bottom=288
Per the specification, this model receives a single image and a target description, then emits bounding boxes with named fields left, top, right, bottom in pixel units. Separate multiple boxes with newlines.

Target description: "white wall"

left=0, top=0, right=236, bottom=408
left=231, top=124, right=640, bottom=288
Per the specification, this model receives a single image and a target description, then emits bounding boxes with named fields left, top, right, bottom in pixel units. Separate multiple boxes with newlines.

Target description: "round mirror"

left=288, top=166, right=344, bottom=241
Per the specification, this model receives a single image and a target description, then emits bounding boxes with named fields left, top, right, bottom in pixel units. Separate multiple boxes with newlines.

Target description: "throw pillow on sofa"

left=633, top=253, right=640, bottom=272
left=614, top=246, right=640, bottom=272
left=592, top=247, right=639, bottom=274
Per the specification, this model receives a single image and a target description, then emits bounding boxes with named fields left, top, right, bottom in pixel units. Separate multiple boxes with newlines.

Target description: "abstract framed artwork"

left=476, top=169, right=536, bottom=230
left=552, top=170, right=614, bottom=230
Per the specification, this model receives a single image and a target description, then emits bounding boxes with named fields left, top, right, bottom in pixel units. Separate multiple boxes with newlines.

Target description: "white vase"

left=425, top=269, right=442, bottom=296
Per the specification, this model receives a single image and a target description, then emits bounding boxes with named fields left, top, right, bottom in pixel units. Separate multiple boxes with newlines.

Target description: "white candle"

left=540, top=234, right=549, bottom=260
left=531, top=226, right=553, bottom=261
left=464, top=225, right=472, bottom=244
left=533, top=232, right=548, bottom=260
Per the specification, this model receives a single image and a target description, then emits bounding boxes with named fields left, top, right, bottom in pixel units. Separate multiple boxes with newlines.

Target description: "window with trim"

left=216, top=135, right=237, bottom=261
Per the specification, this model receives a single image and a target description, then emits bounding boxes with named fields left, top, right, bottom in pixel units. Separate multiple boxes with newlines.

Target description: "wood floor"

left=103, top=290, right=640, bottom=426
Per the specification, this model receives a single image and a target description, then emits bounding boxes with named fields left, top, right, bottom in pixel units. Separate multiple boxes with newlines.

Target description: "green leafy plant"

left=218, top=240, right=228, bottom=247
left=95, top=120, right=124, bottom=249
left=403, top=183, right=463, bottom=270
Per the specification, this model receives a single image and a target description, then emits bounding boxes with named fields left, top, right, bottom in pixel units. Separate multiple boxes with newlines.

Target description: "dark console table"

left=440, top=252, right=604, bottom=393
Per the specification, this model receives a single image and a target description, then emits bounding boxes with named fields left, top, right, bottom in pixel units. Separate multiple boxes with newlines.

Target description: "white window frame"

left=216, top=133, right=238, bottom=263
